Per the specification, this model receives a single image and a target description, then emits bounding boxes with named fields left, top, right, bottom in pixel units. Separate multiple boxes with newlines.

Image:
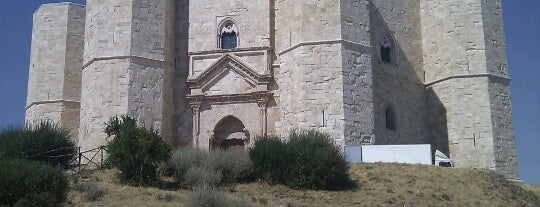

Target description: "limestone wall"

left=79, top=0, right=175, bottom=150
left=340, top=0, right=375, bottom=145
left=369, top=0, right=428, bottom=145
left=488, top=78, right=518, bottom=177
left=79, top=59, right=130, bottom=150
left=174, top=0, right=193, bottom=145
left=26, top=3, right=85, bottom=140
left=275, top=0, right=375, bottom=144
left=275, top=1, right=343, bottom=140
left=421, top=0, right=488, bottom=83
left=188, top=0, right=271, bottom=52
left=275, top=0, right=341, bottom=53
left=481, top=0, right=518, bottom=178
left=421, top=0, right=518, bottom=178
left=426, top=78, right=495, bottom=170
left=130, top=0, right=176, bottom=144
left=83, top=0, right=131, bottom=63
left=276, top=43, right=345, bottom=140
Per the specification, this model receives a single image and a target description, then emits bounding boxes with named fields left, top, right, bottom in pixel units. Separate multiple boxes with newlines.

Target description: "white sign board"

left=361, top=144, right=432, bottom=165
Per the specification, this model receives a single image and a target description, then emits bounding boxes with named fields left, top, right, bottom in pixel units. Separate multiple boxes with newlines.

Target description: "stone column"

left=257, top=101, right=268, bottom=136
left=189, top=97, right=202, bottom=148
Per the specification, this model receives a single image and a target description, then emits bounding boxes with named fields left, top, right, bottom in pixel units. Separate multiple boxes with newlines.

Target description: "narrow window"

left=380, top=35, right=394, bottom=63
left=218, top=20, right=238, bottom=49
left=385, top=107, right=396, bottom=130
left=221, top=32, right=237, bottom=49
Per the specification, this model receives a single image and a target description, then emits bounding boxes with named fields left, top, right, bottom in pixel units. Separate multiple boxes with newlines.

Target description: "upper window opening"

left=221, top=32, right=237, bottom=49
left=385, top=106, right=396, bottom=130
left=380, top=35, right=394, bottom=63
left=219, top=20, right=238, bottom=49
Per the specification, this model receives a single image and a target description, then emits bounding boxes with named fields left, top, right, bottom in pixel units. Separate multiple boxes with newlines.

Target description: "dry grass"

left=65, top=170, right=190, bottom=207
left=524, top=185, right=540, bottom=198
left=65, top=164, right=540, bottom=207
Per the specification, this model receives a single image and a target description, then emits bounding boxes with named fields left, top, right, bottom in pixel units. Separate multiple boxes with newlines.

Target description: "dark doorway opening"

left=211, top=116, right=249, bottom=151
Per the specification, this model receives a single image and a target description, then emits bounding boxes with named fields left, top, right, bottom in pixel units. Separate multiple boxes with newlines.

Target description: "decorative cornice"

left=82, top=55, right=165, bottom=70
left=278, top=39, right=372, bottom=56
left=26, top=100, right=80, bottom=110
left=189, top=46, right=272, bottom=56
left=188, top=54, right=271, bottom=90
left=425, top=73, right=511, bottom=87
left=187, top=91, right=273, bottom=105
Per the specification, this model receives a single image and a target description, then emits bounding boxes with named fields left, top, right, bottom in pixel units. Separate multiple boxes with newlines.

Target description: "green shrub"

left=205, top=149, right=253, bottom=183
left=0, top=122, right=76, bottom=167
left=184, top=166, right=222, bottom=187
left=74, top=182, right=104, bottom=201
left=186, top=184, right=250, bottom=207
left=249, top=130, right=354, bottom=190
left=105, top=115, right=172, bottom=186
left=169, top=147, right=207, bottom=181
left=249, top=135, right=289, bottom=184
left=0, top=159, right=68, bottom=206
left=286, top=130, right=352, bottom=190
left=169, top=147, right=253, bottom=187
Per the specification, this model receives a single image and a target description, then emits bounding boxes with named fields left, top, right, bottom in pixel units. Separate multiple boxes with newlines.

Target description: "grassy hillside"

left=66, top=163, right=540, bottom=207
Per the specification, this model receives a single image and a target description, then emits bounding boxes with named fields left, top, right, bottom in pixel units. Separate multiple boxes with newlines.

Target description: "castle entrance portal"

left=211, top=116, right=250, bottom=152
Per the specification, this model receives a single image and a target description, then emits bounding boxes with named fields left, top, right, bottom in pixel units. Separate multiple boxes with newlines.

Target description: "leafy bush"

left=73, top=182, right=104, bottom=201
left=186, top=184, right=250, bottom=207
left=205, top=149, right=253, bottom=183
left=0, top=122, right=76, bottom=167
left=249, top=130, right=354, bottom=190
left=105, top=115, right=172, bottom=186
left=169, top=147, right=253, bottom=187
left=286, top=130, right=352, bottom=190
left=248, top=135, right=289, bottom=184
left=0, top=159, right=68, bottom=206
left=184, top=166, right=222, bottom=187
left=169, top=147, right=206, bottom=181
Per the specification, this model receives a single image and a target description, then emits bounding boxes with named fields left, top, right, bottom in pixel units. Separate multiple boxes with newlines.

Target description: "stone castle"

left=25, top=0, right=518, bottom=179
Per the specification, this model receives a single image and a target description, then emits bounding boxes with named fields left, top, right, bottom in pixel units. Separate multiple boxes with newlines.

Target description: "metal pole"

left=78, top=147, right=81, bottom=172
left=100, top=146, right=104, bottom=169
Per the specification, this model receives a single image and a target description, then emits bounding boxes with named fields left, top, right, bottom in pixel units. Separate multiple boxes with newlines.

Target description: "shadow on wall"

left=369, top=1, right=424, bottom=145
left=174, top=0, right=193, bottom=146
left=368, top=0, right=449, bottom=156
left=426, top=87, right=449, bottom=158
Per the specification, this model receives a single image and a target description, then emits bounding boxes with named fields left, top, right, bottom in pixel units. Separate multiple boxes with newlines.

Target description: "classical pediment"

left=204, top=69, right=255, bottom=96
left=188, top=54, right=271, bottom=96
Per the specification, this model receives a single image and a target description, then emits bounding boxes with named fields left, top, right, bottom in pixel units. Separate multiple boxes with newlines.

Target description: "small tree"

left=249, top=135, right=289, bottom=184
left=0, top=159, right=69, bottom=206
left=0, top=122, right=75, bottom=167
left=286, top=130, right=352, bottom=190
left=105, top=115, right=171, bottom=186
left=249, top=130, right=355, bottom=191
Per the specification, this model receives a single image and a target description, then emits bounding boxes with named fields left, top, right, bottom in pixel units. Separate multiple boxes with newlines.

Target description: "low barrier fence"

left=29, top=146, right=107, bottom=174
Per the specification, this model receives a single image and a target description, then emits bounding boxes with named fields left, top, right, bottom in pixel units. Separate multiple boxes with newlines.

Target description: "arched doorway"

left=211, top=116, right=249, bottom=151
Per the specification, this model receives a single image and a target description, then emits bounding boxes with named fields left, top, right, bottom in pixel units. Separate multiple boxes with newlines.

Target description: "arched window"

left=380, top=35, right=394, bottom=63
left=218, top=20, right=238, bottom=49
left=385, top=106, right=396, bottom=130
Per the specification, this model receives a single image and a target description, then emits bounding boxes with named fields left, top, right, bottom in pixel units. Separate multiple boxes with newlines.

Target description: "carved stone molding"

left=187, top=91, right=272, bottom=105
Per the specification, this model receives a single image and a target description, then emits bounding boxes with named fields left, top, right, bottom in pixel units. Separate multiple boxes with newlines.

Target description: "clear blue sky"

left=0, top=1, right=538, bottom=184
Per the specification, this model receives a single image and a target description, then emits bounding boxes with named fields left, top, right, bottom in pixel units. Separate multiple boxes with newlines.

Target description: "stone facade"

left=26, top=3, right=85, bottom=142
left=26, top=0, right=519, bottom=179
